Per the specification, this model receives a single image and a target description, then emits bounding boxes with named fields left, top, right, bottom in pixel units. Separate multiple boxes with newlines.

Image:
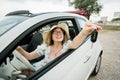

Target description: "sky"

left=0, top=0, right=120, bottom=21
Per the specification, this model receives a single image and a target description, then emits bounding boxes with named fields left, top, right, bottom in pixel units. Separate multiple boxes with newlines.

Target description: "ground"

left=88, top=29, right=120, bottom=80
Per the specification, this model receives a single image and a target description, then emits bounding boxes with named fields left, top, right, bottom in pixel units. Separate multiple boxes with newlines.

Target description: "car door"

left=37, top=40, right=93, bottom=80
left=75, top=17, right=97, bottom=79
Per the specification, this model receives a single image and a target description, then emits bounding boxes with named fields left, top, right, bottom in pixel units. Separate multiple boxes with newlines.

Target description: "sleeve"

left=34, top=44, right=47, bottom=56
left=62, top=40, right=72, bottom=53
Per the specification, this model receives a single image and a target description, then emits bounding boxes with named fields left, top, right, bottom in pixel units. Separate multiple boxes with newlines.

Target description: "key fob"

left=91, top=29, right=98, bottom=42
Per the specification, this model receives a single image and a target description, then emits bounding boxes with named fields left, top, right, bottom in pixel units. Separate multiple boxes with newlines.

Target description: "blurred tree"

left=111, top=18, right=120, bottom=22
left=68, top=0, right=102, bottom=19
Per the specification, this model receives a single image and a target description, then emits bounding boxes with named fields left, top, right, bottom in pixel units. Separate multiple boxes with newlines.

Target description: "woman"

left=16, top=22, right=102, bottom=70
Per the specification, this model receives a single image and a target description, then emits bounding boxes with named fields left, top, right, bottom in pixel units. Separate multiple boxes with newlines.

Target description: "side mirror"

left=91, top=30, right=98, bottom=43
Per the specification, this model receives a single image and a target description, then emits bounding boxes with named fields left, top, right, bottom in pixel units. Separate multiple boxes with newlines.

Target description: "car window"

left=17, top=19, right=77, bottom=69
left=77, top=18, right=86, bottom=29
left=0, top=16, right=29, bottom=36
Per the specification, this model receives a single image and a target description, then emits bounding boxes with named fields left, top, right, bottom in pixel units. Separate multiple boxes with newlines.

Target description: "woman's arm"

left=16, top=46, right=39, bottom=60
left=68, top=22, right=102, bottom=49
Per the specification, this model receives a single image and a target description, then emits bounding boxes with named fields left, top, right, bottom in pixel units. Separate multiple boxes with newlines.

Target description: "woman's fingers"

left=83, top=22, right=102, bottom=35
left=85, top=22, right=102, bottom=31
left=96, top=25, right=102, bottom=31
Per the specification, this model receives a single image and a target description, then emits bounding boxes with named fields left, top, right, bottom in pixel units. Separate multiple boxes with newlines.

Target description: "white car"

left=0, top=10, right=103, bottom=80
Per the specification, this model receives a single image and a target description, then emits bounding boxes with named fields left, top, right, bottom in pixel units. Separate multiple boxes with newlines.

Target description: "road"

left=88, top=29, right=120, bottom=80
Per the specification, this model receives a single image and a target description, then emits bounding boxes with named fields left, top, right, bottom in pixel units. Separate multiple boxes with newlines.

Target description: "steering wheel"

left=13, top=50, right=35, bottom=71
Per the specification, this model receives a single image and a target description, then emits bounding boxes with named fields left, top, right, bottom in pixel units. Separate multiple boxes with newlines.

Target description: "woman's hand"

left=83, top=22, right=102, bottom=35
left=16, top=46, right=22, bottom=51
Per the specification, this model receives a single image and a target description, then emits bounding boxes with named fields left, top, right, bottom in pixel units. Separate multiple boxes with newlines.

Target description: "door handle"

left=83, top=54, right=91, bottom=63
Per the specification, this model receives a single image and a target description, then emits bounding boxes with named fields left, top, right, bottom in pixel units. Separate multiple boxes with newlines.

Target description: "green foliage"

left=68, top=0, right=102, bottom=18
left=112, top=18, right=120, bottom=22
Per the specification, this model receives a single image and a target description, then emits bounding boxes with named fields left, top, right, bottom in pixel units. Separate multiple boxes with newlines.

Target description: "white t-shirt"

left=33, top=40, right=71, bottom=70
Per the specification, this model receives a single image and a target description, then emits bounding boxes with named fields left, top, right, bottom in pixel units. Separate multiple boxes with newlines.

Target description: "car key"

left=91, top=29, right=98, bottom=43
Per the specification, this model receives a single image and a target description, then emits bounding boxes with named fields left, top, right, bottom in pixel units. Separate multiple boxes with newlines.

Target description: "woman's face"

left=52, top=28, right=64, bottom=43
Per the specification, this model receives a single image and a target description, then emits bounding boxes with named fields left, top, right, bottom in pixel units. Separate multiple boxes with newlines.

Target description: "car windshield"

left=0, top=16, right=29, bottom=36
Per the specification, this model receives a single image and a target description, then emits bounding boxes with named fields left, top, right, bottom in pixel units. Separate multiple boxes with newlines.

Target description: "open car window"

left=16, top=19, right=78, bottom=76
left=0, top=19, right=82, bottom=80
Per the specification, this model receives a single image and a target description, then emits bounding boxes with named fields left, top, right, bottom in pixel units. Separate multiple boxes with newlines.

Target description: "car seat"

left=69, top=28, right=76, bottom=40
left=27, top=32, right=45, bottom=63
left=27, top=32, right=43, bottom=52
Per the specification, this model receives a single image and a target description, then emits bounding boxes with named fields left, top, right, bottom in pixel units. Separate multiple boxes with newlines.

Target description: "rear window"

left=0, top=16, right=29, bottom=36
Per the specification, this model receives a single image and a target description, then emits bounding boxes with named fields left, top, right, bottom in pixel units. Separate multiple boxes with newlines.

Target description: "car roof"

left=5, top=10, right=87, bottom=19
